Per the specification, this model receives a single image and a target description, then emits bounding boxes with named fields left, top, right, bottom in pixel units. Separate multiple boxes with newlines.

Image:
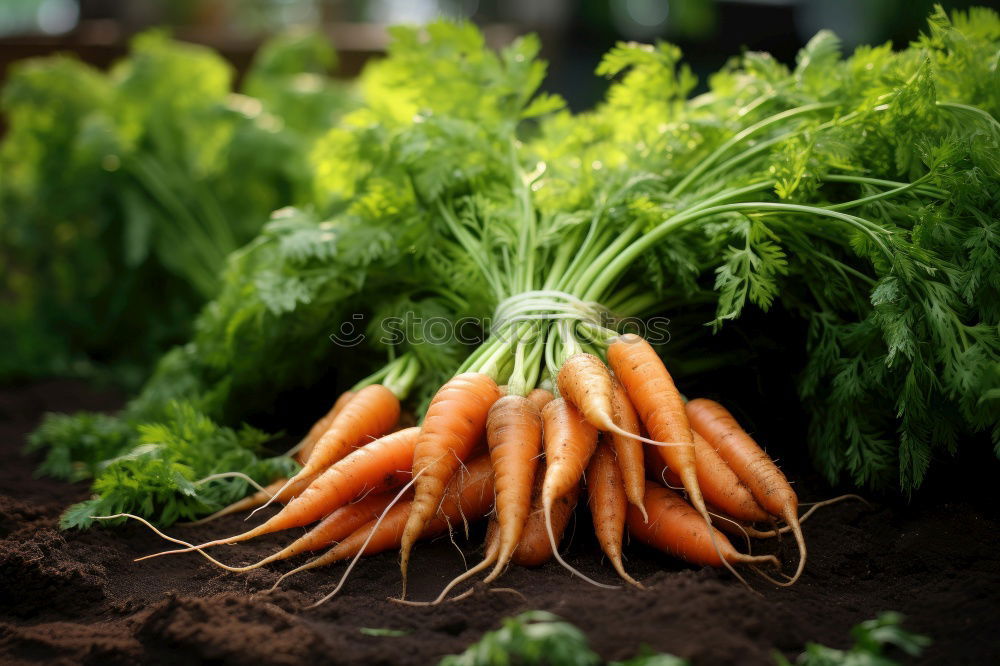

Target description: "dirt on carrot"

left=2, top=381, right=999, bottom=666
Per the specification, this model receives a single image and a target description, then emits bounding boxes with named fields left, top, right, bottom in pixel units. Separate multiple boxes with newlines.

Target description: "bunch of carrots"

left=116, top=332, right=840, bottom=605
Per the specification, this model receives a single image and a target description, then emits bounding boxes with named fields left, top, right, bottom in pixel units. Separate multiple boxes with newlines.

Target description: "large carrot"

left=399, top=373, right=501, bottom=593
left=686, top=398, right=806, bottom=584
left=645, top=432, right=770, bottom=524
left=541, top=398, right=614, bottom=588
left=511, top=463, right=580, bottom=567
left=295, top=390, right=356, bottom=464
left=587, top=438, right=641, bottom=587
left=138, top=427, right=419, bottom=558
left=254, top=384, right=400, bottom=517
left=627, top=484, right=778, bottom=569
left=280, top=455, right=496, bottom=602
left=609, top=378, right=647, bottom=521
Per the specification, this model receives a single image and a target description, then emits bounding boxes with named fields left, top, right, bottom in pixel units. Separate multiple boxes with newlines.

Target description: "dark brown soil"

left=1, top=380, right=998, bottom=665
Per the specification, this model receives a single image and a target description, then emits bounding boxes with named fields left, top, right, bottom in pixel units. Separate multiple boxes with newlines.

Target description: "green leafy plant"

left=58, top=401, right=296, bottom=528
left=0, top=29, right=355, bottom=385
left=776, top=612, right=930, bottom=666
left=440, top=611, right=926, bottom=666
left=359, top=627, right=411, bottom=637
left=438, top=611, right=689, bottom=666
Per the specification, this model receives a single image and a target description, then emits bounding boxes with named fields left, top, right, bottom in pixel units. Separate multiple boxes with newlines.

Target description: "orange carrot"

left=541, top=398, right=613, bottom=587
left=281, top=426, right=418, bottom=526
left=138, top=427, right=419, bottom=558
left=296, top=390, right=356, bottom=464
left=645, top=432, right=770, bottom=524
left=409, top=395, right=543, bottom=604
left=183, top=476, right=313, bottom=526
left=187, top=390, right=360, bottom=526
left=199, top=489, right=403, bottom=573
left=686, top=398, right=806, bottom=584
left=281, top=455, right=495, bottom=583
left=587, top=438, right=641, bottom=586
left=511, top=463, right=580, bottom=567
left=609, top=378, right=647, bottom=521
left=273, top=490, right=401, bottom=559
left=526, top=388, right=555, bottom=411
left=557, top=353, right=617, bottom=431
left=606, top=335, right=706, bottom=521
left=255, top=384, right=400, bottom=517
left=627, top=484, right=778, bottom=569
left=541, top=399, right=597, bottom=511
left=399, top=373, right=501, bottom=592
left=297, top=384, right=399, bottom=475
left=483, top=395, right=543, bottom=582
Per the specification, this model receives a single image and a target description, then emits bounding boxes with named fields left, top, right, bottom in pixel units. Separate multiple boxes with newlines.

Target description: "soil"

left=1, top=380, right=998, bottom=666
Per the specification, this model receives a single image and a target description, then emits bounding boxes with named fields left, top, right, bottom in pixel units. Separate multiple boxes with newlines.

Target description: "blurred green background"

left=0, top=0, right=984, bottom=110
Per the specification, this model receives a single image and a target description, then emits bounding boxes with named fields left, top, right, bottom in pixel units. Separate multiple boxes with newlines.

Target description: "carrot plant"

left=26, top=7, right=998, bottom=595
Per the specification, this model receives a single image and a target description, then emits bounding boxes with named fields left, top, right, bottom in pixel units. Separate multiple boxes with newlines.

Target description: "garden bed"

left=1, top=380, right=997, bottom=665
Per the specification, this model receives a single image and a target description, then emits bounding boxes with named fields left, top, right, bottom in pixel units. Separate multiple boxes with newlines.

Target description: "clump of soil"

left=0, top=380, right=998, bottom=665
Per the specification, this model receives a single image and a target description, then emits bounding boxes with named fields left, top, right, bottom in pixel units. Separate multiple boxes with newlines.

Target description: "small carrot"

left=137, top=427, right=419, bottom=558
left=398, top=373, right=501, bottom=594
left=295, top=390, right=356, bottom=464
left=557, top=352, right=666, bottom=447
left=187, top=390, right=360, bottom=526
left=303, top=385, right=400, bottom=473
left=541, top=399, right=597, bottom=516
left=526, top=388, right=555, bottom=411
left=645, top=431, right=770, bottom=524
left=483, top=395, right=543, bottom=582
left=627, top=484, right=779, bottom=569
left=541, top=398, right=614, bottom=588
left=255, top=384, right=400, bottom=516
left=266, top=489, right=401, bottom=562
left=409, top=395, right=542, bottom=604
left=511, top=463, right=580, bottom=567
left=280, top=455, right=496, bottom=597
left=608, top=378, right=647, bottom=521
left=587, top=438, right=641, bottom=587
left=183, top=476, right=311, bottom=526
left=195, top=489, right=403, bottom=573
left=281, top=425, right=418, bottom=526
left=606, top=335, right=706, bottom=522
left=686, top=398, right=807, bottom=584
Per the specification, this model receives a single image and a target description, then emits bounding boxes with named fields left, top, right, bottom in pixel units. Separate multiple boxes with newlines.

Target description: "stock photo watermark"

left=329, top=313, right=671, bottom=348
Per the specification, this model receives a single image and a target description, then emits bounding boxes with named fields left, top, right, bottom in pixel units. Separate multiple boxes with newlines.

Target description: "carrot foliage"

left=439, top=610, right=689, bottom=666
left=48, top=402, right=296, bottom=528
